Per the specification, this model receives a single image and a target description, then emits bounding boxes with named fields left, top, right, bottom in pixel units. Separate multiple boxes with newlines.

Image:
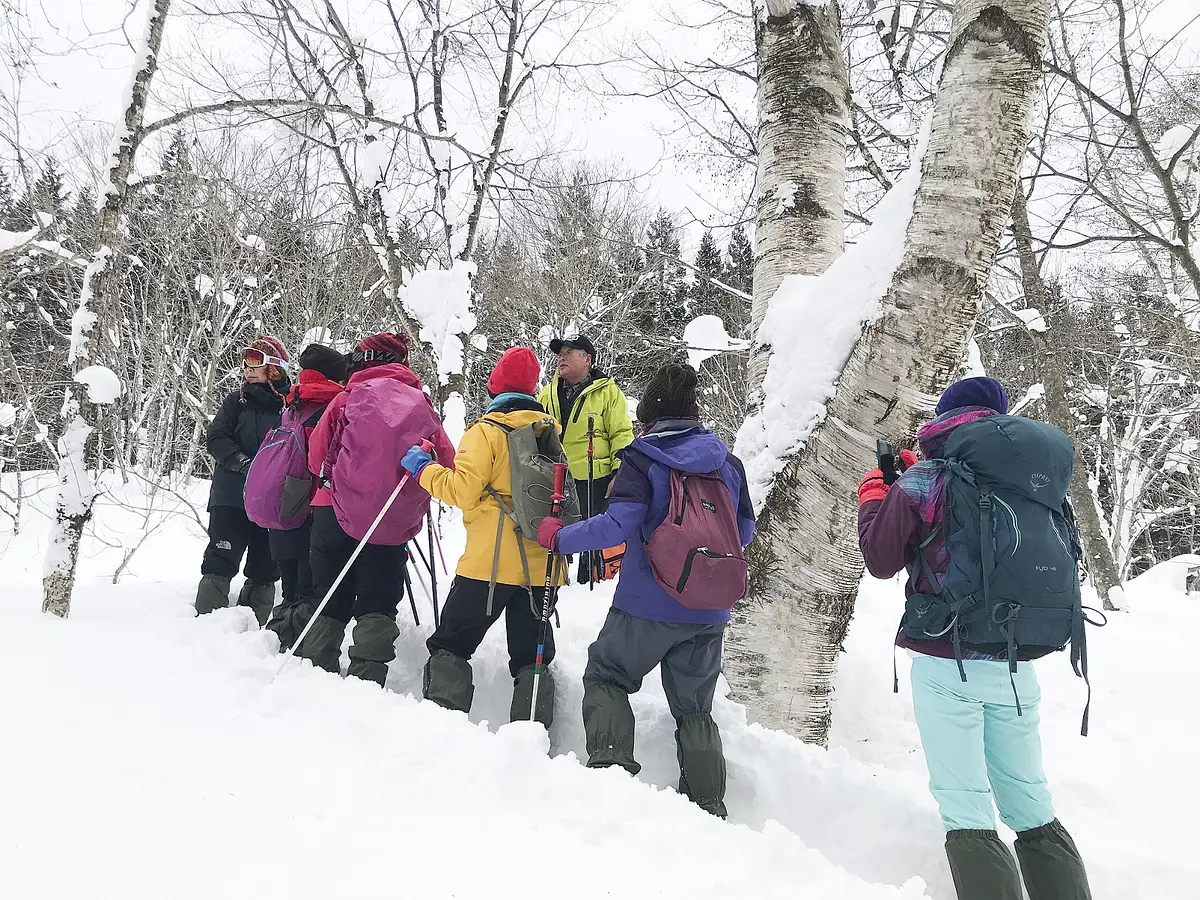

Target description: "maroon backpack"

left=645, top=469, right=748, bottom=610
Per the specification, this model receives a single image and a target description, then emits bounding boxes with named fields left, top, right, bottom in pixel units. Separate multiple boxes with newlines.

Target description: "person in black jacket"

left=195, top=336, right=291, bottom=624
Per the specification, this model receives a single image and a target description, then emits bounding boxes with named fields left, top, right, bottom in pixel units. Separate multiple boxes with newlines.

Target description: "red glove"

left=858, top=450, right=919, bottom=506
left=537, top=516, right=565, bottom=550
left=858, top=469, right=888, bottom=506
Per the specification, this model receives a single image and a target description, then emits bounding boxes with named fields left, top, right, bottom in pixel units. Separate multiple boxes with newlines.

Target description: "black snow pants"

left=201, top=504, right=279, bottom=584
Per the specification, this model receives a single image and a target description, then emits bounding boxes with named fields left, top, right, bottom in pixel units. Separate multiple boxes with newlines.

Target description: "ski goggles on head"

left=242, top=347, right=288, bottom=369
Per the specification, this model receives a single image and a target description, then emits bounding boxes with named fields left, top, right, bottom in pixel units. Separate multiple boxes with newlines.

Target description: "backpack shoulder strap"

left=484, top=486, right=509, bottom=618
left=482, top=484, right=537, bottom=617
left=479, top=416, right=515, bottom=434
left=300, top=401, right=329, bottom=430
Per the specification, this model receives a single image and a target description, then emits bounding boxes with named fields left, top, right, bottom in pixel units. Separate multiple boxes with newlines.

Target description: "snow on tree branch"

left=400, top=260, right=478, bottom=383
left=102, top=4, right=165, bottom=203
left=74, top=366, right=123, bottom=405
left=683, top=315, right=749, bottom=371
left=69, top=248, right=110, bottom=365
left=0, top=212, right=53, bottom=260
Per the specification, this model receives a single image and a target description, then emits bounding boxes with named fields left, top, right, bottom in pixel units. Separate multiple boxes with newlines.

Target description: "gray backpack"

left=481, top=415, right=582, bottom=614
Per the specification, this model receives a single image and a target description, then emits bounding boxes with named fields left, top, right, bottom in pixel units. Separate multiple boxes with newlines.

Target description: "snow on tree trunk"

left=727, top=0, right=1051, bottom=744
left=42, top=0, right=171, bottom=619
left=746, top=0, right=849, bottom=411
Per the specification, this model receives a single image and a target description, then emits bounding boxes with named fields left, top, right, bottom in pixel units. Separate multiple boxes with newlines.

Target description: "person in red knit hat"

left=486, top=345, right=542, bottom=397
left=196, top=335, right=291, bottom=623
left=346, top=331, right=410, bottom=374
left=400, top=346, right=564, bottom=729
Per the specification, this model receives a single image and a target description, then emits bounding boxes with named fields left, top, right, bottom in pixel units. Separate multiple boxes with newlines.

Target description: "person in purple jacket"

left=858, top=376, right=1091, bottom=900
left=537, top=364, right=755, bottom=818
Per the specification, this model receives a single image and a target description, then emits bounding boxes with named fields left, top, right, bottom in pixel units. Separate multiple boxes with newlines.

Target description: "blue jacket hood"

left=627, top=421, right=728, bottom=473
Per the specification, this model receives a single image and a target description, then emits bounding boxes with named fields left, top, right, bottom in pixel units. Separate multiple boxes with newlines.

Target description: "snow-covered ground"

left=0, top=474, right=1195, bottom=898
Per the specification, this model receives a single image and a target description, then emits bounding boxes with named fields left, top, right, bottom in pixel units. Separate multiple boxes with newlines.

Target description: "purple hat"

left=935, top=376, right=1009, bottom=416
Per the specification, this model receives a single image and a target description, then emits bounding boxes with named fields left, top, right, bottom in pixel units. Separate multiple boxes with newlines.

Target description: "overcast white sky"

left=6, top=0, right=736, bottom=233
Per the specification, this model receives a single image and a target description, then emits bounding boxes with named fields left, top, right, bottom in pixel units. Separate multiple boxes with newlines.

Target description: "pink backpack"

left=645, top=469, right=748, bottom=610
left=324, top=376, right=439, bottom=545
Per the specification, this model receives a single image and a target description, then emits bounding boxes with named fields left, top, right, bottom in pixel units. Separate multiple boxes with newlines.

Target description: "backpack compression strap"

left=1056, top=498, right=1094, bottom=734
left=1072, top=610, right=1090, bottom=737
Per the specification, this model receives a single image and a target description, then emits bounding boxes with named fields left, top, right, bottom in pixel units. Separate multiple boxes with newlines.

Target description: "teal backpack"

left=901, top=415, right=1098, bottom=733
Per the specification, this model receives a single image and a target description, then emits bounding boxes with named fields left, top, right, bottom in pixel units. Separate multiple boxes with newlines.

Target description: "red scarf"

left=287, top=369, right=344, bottom=410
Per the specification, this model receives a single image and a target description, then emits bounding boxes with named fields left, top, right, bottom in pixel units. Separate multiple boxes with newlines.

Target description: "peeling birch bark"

left=727, top=0, right=1051, bottom=745
left=747, top=0, right=849, bottom=410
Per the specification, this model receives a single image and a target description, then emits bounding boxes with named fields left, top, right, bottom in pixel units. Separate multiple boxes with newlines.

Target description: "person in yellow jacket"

left=400, top=347, right=563, bottom=728
left=537, top=335, right=634, bottom=582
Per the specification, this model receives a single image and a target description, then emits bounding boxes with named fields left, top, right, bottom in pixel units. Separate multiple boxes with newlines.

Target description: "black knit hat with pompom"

left=636, top=364, right=699, bottom=424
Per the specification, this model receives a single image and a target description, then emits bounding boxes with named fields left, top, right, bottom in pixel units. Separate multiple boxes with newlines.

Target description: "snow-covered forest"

left=2, top=0, right=1195, bottom=585
left=1, top=0, right=1198, bottom=896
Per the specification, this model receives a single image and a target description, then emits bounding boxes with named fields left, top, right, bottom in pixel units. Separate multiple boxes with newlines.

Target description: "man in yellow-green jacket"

left=538, top=335, right=635, bottom=583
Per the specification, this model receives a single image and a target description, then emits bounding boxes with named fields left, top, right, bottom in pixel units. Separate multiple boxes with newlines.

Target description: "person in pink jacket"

left=298, top=332, right=455, bottom=686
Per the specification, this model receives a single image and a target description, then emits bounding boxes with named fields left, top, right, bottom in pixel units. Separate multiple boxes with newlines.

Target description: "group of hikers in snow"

left=195, top=331, right=1092, bottom=899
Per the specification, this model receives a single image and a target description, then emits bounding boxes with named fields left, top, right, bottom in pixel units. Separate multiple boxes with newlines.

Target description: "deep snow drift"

left=1, top=475, right=1196, bottom=898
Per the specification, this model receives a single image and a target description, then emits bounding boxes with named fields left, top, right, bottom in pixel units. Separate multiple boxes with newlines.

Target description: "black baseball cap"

left=549, top=335, right=596, bottom=358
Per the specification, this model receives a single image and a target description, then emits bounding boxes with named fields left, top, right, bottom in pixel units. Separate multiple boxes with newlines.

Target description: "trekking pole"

left=426, top=514, right=440, bottom=626
left=431, top=514, right=449, bottom=576
left=402, top=561, right=420, bottom=627
left=407, top=544, right=438, bottom=624
left=411, top=537, right=435, bottom=580
left=586, top=414, right=595, bottom=590
left=530, top=461, right=569, bottom=722
left=420, top=449, right=449, bottom=581
left=269, top=438, right=434, bottom=684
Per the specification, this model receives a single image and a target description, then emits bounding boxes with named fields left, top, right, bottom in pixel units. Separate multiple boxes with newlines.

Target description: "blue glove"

left=402, top=444, right=433, bottom=478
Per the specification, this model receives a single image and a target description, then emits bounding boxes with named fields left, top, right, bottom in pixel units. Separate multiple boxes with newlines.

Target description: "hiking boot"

left=423, top=650, right=474, bottom=713
left=195, top=574, right=232, bottom=616
left=1015, top=819, right=1092, bottom=900
left=264, top=601, right=315, bottom=653
left=944, top=829, right=1023, bottom=900
left=582, top=682, right=640, bottom=775
left=236, top=581, right=276, bottom=627
left=510, top=664, right=555, bottom=729
left=295, top=615, right=346, bottom=674
left=346, top=613, right=399, bottom=687
left=675, top=712, right=727, bottom=818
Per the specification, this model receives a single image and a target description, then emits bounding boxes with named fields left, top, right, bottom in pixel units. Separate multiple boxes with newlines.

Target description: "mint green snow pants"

left=911, top=655, right=1056, bottom=833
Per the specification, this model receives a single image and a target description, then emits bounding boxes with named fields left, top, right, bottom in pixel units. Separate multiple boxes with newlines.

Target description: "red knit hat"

left=350, top=331, right=409, bottom=370
left=488, top=347, right=540, bottom=397
left=248, top=336, right=289, bottom=363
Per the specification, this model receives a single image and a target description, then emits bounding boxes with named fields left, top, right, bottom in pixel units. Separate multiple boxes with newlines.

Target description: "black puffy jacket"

left=205, top=379, right=289, bottom=509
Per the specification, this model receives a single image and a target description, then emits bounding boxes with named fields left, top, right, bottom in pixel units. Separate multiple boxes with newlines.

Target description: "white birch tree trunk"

left=42, top=0, right=172, bottom=618
left=726, top=0, right=1051, bottom=744
left=746, top=0, right=849, bottom=409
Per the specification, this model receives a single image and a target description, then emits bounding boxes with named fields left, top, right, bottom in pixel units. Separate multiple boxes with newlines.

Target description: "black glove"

left=231, top=454, right=253, bottom=474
